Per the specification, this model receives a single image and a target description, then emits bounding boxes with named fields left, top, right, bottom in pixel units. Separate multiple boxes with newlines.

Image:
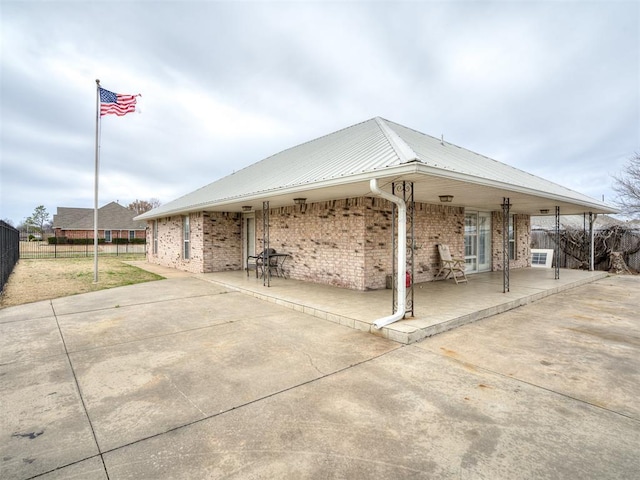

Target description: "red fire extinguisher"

left=405, top=271, right=412, bottom=288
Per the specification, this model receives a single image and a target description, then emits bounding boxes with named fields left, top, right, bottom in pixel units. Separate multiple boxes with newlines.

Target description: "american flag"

left=99, top=87, right=139, bottom=116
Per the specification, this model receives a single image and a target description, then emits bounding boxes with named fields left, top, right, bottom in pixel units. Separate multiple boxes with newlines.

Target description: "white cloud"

left=1, top=0, right=638, bottom=223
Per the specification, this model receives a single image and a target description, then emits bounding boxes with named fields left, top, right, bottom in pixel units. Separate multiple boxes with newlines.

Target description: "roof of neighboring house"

left=137, top=117, right=616, bottom=220
left=531, top=214, right=639, bottom=230
left=53, top=202, right=146, bottom=230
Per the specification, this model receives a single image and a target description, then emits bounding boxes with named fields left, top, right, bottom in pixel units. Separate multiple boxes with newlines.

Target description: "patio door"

left=243, top=214, right=255, bottom=271
left=464, top=212, right=491, bottom=273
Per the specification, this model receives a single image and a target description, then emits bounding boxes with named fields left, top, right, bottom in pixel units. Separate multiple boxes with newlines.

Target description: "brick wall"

left=414, top=204, right=465, bottom=282
left=147, top=212, right=241, bottom=273
left=147, top=201, right=530, bottom=286
left=206, top=212, right=242, bottom=271
left=491, top=212, right=531, bottom=270
left=146, top=215, right=201, bottom=273
left=55, top=229, right=145, bottom=240
left=255, top=198, right=465, bottom=290
left=256, top=199, right=368, bottom=289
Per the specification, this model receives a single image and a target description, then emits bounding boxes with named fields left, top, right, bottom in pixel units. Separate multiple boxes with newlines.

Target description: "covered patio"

left=192, top=267, right=608, bottom=344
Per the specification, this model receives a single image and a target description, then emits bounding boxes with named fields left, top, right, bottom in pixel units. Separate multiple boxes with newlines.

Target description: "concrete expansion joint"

left=49, top=300, right=110, bottom=479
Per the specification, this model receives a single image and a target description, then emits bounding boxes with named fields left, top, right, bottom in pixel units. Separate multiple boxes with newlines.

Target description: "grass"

left=0, top=256, right=164, bottom=308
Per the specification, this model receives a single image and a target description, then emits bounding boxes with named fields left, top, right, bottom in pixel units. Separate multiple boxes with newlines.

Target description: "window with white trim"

left=153, top=220, right=158, bottom=254
left=183, top=215, right=190, bottom=260
left=531, top=249, right=554, bottom=268
left=129, top=230, right=135, bottom=241
left=508, top=215, right=516, bottom=260
left=105, top=230, right=112, bottom=243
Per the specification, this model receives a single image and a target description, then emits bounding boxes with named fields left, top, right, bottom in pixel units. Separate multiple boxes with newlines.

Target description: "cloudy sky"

left=1, top=0, right=638, bottom=226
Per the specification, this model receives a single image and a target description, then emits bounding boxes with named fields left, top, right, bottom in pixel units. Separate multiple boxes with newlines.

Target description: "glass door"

left=243, top=214, right=255, bottom=271
left=478, top=212, right=492, bottom=272
left=465, top=212, right=492, bottom=273
left=464, top=214, right=478, bottom=272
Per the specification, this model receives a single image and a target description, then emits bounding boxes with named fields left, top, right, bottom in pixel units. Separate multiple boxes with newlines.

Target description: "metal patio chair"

left=247, top=248, right=277, bottom=278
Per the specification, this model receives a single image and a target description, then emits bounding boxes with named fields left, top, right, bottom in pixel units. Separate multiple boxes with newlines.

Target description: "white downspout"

left=370, top=178, right=406, bottom=329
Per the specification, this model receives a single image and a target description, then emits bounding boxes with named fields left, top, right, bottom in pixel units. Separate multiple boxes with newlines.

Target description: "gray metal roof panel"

left=137, top=117, right=613, bottom=220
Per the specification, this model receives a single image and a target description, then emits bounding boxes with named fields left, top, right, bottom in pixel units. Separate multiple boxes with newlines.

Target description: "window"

left=183, top=215, right=190, bottom=260
left=531, top=249, right=554, bottom=268
left=105, top=230, right=112, bottom=243
left=129, top=230, right=135, bottom=241
left=532, top=251, right=547, bottom=265
left=508, top=215, right=516, bottom=260
left=153, top=220, right=158, bottom=254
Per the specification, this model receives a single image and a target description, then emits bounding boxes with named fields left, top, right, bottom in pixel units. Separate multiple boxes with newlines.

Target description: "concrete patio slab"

left=64, top=294, right=397, bottom=452
left=35, top=456, right=107, bottom=480
left=50, top=277, right=226, bottom=316
left=0, top=314, right=64, bottom=365
left=102, top=346, right=640, bottom=479
left=0, top=300, right=56, bottom=324
left=56, top=290, right=248, bottom=351
left=200, top=268, right=608, bottom=343
left=415, top=274, right=640, bottom=420
left=1, top=355, right=99, bottom=479
left=1, top=272, right=638, bottom=479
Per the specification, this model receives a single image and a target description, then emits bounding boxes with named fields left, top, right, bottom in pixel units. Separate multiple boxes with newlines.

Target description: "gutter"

left=369, top=178, right=406, bottom=330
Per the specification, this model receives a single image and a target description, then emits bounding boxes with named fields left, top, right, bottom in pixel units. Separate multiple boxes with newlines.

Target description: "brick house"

left=136, top=117, right=614, bottom=290
left=52, top=201, right=146, bottom=242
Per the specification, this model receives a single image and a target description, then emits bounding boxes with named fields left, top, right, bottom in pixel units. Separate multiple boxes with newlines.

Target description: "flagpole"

left=94, top=79, right=101, bottom=283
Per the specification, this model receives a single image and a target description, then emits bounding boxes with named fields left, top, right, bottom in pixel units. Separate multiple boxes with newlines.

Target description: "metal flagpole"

left=94, top=79, right=101, bottom=283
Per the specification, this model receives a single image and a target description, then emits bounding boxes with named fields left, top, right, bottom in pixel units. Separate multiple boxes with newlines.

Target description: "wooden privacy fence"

left=531, top=228, right=640, bottom=271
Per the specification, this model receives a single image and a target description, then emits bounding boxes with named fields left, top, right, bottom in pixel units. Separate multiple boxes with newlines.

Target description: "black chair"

left=247, top=248, right=277, bottom=278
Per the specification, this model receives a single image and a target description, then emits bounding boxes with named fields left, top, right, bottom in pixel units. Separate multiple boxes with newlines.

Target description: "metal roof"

left=137, top=117, right=616, bottom=220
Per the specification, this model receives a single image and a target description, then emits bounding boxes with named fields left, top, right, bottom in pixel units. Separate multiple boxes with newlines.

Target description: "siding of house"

left=491, top=212, right=531, bottom=270
left=415, top=204, right=465, bottom=282
left=147, top=212, right=241, bottom=273
left=205, top=212, right=242, bottom=271
left=256, top=197, right=466, bottom=290
left=147, top=198, right=531, bottom=289
left=257, top=199, right=369, bottom=289
left=54, top=229, right=146, bottom=240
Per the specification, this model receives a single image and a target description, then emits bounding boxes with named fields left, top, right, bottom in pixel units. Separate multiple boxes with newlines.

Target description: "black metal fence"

left=1, top=221, right=20, bottom=294
left=19, top=230, right=147, bottom=259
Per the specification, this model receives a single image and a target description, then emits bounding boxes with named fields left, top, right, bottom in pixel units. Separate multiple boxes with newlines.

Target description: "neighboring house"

left=531, top=214, right=628, bottom=231
left=52, top=201, right=146, bottom=242
left=136, top=117, right=615, bottom=290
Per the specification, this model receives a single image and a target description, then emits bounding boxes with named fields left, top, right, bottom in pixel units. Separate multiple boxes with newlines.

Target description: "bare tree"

left=613, top=153, right=640, bottom=217
left=127, top=198, right=161, bottom=215
left=549, top=225, right=640, bottom=272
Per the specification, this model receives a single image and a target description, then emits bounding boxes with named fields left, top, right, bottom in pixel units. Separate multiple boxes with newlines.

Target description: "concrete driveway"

left=1, top=275, right=638, bottom=479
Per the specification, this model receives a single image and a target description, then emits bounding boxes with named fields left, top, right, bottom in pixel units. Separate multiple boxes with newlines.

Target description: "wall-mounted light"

left=294, top=197, right=307, bottom=213
left=539, top=209, right=549, bottom=214
left=439, top=195, right=454, bottom=203
left=242, top=206, right=252, bottom=212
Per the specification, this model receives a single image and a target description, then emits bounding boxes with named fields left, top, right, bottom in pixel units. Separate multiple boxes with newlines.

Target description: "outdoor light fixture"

left=242, top=206, right=252, bottom=212
left=539, top=209, right=549, bottom=214
left=439, top=195, right=454, bottom=203
left=294, top=197, right=307, bottom=213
